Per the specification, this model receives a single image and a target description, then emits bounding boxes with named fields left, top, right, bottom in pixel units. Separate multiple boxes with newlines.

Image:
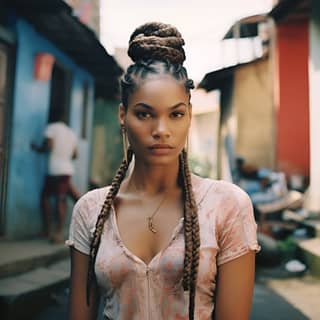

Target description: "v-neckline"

left=110, top=204, right=184, bottom=268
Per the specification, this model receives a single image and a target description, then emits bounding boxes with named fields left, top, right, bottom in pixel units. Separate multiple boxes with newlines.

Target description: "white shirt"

left=45, top=122, right=77, bottom=175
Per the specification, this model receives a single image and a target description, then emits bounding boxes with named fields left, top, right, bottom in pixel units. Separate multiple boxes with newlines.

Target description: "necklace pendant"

left=147, top=217, right=157, bottom=233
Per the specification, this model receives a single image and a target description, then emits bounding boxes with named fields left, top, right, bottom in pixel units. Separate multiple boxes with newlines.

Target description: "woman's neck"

left=126, top=160, right=180, bottom=196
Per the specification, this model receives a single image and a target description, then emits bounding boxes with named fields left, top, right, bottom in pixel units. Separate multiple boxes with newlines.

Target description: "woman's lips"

left=149, top=144, right=174, bottom=149
left=148, top=144, right=174, bottom=155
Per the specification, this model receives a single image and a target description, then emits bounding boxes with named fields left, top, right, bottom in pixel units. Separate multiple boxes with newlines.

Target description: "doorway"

left=0, top=41, right=14, bottom=235
left=48, top=63, right=72, bottom=124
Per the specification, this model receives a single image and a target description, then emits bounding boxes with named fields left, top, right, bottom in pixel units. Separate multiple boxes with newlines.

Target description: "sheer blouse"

left=67, top=177, right=260, bottom=320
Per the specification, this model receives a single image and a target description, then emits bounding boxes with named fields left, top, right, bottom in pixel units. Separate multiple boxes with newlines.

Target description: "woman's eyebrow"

left=169, top=102, right=188, bottom=110
left=133, top=102, right=187, bottom=110
left=133, top=103, right=153, bottom=110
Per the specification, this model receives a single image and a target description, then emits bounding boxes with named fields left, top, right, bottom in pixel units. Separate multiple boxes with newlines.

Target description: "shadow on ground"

left=251, top=283, right=308, bottom=320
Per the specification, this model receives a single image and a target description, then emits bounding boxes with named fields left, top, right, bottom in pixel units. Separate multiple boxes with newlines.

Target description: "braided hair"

left=87, top=22, right=199, bottom=319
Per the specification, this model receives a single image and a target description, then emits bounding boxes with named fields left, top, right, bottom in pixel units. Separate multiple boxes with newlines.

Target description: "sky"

left=100, top=0, right=273, bottom=82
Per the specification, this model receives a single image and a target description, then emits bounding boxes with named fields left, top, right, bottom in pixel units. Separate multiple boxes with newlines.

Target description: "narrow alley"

left=1, top=0, right=320, bottom=319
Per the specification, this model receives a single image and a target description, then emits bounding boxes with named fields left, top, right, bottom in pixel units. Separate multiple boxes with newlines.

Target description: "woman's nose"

left=151, top=118, right=171, bottom=139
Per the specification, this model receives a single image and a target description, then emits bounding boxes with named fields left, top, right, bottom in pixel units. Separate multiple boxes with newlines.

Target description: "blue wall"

left=6, top=18, right=94, bottom=238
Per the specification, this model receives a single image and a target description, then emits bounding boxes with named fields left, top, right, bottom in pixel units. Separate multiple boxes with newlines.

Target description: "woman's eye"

left=171, top=111, right=185, bottom=118
left=136, top=111, right=152, bottom=119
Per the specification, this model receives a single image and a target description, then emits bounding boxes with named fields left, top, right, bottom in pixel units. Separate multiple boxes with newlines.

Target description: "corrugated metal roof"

left=198, top=57, right=266, bottom=91
left=1, top=0, right=123, bottom=98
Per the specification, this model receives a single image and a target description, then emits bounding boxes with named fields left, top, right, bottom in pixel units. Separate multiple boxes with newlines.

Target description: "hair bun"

left=128, top=22, right=186, bottom=65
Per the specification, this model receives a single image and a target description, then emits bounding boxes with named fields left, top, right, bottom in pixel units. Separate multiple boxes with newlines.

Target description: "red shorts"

left=43, top=175, right=71, bottom=196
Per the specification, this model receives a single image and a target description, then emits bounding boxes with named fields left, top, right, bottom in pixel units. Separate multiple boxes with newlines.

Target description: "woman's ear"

left=118, top=103, right=126, bottom=126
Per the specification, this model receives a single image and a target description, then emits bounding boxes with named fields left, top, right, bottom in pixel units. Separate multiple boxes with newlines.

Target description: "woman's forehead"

left=128, top=76, right=189, bottom=106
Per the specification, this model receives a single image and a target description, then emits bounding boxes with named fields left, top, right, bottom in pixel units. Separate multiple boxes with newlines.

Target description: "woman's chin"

left=136, top=154, right=178, bottom=167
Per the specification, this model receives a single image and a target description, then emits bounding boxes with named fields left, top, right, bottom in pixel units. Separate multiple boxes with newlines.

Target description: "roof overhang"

left=198, top=57, right=266, bottom=92
left=269, top=0, right=310, bottom=23
left=223, top=14, right=269, bottom=39
left=1, top=0, right=123, bottom=99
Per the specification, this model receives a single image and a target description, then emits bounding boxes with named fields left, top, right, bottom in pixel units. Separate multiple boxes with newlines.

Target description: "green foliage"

left=277, top=236, right=298, bottom=262
left=189, top=155, right=212, bottom=178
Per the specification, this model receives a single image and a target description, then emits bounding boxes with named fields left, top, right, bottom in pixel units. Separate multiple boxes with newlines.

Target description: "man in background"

left=31, top=114, right=80, bottom=244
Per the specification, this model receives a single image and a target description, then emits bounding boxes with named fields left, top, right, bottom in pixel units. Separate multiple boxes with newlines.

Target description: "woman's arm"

left=69, top=248, right=100, bottom=320
left=213, top=251, right=255, bottom=320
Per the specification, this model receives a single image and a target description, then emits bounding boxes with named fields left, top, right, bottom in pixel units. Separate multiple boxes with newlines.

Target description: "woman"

left=67, top=22, right=260, bottom=320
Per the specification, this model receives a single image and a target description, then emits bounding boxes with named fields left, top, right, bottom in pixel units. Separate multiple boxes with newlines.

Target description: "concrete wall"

left=190, top=111, right=220, bottom=179
left=5, top=18, right=94, bottom=238
left=305, top=7, right=320, bottom=213
left=90, top=99, right=122, bottom=186
left=233, top=58, right=275, bottom=169
left=189, top=89, right=220, bottom=179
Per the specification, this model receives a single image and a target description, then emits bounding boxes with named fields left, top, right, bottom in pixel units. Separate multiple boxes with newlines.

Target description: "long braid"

left=179, top=153, right=193, bottom=291
left=86, top=149, right=133, bottom=305
left=180, top=150, right=200, bottom=320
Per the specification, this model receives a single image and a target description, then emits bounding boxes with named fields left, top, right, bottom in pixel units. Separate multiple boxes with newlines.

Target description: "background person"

left=31, top=113, right=80, bottom=244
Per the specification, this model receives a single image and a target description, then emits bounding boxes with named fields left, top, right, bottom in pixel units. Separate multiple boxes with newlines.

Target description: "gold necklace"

left=132, top=183, right=167, bottom=233
left=146, top=194, right=167, bottom=233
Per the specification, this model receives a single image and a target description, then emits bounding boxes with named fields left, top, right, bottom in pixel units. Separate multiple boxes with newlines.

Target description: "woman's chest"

left=94, top=213, right=219, bottom=293
left=114, top=196, right=184, bottom=265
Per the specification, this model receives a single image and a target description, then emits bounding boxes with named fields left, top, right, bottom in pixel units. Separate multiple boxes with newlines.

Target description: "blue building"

left=0, top=0, right=121, bottom=239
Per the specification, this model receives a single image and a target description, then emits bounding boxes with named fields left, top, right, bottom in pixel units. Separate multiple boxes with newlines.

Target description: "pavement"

left=251, top=283, right=309, bottom=320
left=0, top=239, right=69, bottom=278
left=0, top=239, right=69, bottom=320
left=0, top=238, right=319, bottom=320
left=266, top=276, right=320, bottom=319
left=255, top=266, right=320, bottom=319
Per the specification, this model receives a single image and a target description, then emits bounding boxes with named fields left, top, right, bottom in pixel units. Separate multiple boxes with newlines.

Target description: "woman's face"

left=119, top=75, right=191, bottom=166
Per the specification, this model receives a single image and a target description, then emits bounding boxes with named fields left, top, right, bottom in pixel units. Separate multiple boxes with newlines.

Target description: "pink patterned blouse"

left=67, top=176, right=260, bottom=320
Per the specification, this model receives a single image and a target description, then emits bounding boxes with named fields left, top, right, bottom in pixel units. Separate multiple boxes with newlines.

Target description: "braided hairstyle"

left=87, top=22, right=200, bottom=319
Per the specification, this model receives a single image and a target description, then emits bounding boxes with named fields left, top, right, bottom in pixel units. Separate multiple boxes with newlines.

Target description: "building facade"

left=0, top=0, right=120, bottom=239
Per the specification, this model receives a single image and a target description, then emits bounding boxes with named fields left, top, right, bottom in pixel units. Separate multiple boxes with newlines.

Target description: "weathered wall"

left=233, top=58, right=275, bottom=169
left=91, top=99, right=122, bottom=186
left=5, top=18, right=94, bottom=238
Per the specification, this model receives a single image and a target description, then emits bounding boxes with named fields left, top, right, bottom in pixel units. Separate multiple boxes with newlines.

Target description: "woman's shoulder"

left=212, top=179, right=251, bottom=207
left=68, top=186, right=112, bottom=252
left=72, top=186, right=111, bottom=221
left=76, top=186, right=110, bottom=206
left=192, top=175, right=251, bottom=210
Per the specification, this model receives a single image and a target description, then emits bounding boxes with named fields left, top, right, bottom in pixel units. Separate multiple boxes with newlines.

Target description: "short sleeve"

left=66, top=197, right=94, bottom=255
left=44, top=124, right=55, bottom=139
left=217, top=190, right=260, bottom=266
